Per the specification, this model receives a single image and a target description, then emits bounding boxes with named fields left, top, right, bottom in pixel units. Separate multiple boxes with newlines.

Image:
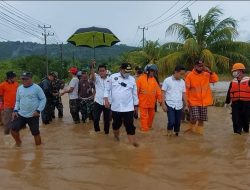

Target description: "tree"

left=121, top=40, right=163, bottom=69
left=158, top=6, right=250, bottom=75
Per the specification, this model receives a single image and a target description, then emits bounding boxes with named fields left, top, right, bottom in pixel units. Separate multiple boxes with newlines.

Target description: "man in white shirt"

left=104, top=63, right=139, bottom=147
left=90, top=64, right=111, bottom=134
left=60, top=67, right=80, bottom=124
left=161, top=65, right=188, bottom=136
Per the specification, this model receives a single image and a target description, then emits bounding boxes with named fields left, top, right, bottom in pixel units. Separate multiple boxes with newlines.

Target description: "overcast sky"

left=1, top=1, right=250, bottom=46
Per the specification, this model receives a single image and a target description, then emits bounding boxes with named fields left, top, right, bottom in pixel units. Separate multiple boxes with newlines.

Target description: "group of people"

left=0, top=59, right=249, bottom=147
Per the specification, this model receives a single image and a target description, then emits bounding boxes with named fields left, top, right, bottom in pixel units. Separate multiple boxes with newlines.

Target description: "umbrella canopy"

left=67, top=26, right=120, bottom=48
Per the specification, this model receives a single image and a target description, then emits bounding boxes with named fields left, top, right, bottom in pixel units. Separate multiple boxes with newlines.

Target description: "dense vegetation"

left=123, top=7, right=250, bottom=79
left=0, top=42, right=137, bottom=82
left=0, top=55, right=127, bottom=82
left=0, top=41, right=136, bottom=61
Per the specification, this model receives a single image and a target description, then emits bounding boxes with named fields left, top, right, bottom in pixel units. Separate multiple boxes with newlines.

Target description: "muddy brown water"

left=0, top=96, right=249, bottom=190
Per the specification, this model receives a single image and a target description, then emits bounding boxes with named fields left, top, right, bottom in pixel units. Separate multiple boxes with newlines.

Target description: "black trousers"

left=231, top=101, right=250, bottom=134
left=93, top=102, right=111, bottom=134
left=112, top=111, right=136, bottom=135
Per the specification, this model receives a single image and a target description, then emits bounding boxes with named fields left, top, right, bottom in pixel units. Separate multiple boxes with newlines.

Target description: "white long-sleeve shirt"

left=104, top=72, right=139, bottom=112
left=94, top=74, right=111, bottom=105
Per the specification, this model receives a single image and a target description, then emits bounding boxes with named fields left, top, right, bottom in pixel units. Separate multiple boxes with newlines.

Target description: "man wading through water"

left=0, top=71, right=18, bottom=135
left=162, top=65, right=188, bottom=136
left=39, top=72, right=56, bottom=125
left=51, top=72, right=65, bottom=119
left=11, top=72, right=46, bottom=146
left=90, top=61, right=111, bottom=134
left=78, top=69, right=95, bottom=123
left=60, top=67, right=80, bottom=124
left=104, top=63, right=139, bottom=147
left=185, top=59, right=219, bottom=135
left=225, top=63, right=250, bottom=135
left=136, top=64, right=162, bottom=132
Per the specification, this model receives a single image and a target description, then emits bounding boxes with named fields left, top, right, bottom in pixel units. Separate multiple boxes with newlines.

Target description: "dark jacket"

left=39, top=78, right=53, bottom=99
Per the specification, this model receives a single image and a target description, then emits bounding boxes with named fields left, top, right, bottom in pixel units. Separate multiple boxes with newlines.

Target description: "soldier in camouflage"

left=78, top=70, right=95, bottom=123
left=51, top=72, right=65, bottom=118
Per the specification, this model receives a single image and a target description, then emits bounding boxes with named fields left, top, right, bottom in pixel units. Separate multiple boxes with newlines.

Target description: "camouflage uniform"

left=69, top=99, right=80, bottom=122
left=79, top=98, right=94, bottom=122
left=78, top=79, right=95, bottom=123
left=51, top=78, right=65, bottom=118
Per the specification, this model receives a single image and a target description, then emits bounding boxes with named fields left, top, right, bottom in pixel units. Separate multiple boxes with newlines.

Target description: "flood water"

left=0, top=96, right=249, bottom=190
left=210, top=81, right=230, bottom=96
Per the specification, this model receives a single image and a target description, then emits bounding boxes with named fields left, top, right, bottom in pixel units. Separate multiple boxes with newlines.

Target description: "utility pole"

left=72, top=50, right=75, bottom=65
left=38, top=25, right=54, bottom=75
left=138, top=26, right=148, bottom=48
left=59, top=43, right=63, bottom=78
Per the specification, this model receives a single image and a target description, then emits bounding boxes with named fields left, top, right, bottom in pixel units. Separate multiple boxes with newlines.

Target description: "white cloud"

left=2, top=1, right=250, bottom=45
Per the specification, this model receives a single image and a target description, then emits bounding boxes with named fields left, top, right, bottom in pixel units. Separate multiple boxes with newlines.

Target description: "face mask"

left=122, top=73, right=130, bottom=79
left=232, top=71, right=240, bottom=78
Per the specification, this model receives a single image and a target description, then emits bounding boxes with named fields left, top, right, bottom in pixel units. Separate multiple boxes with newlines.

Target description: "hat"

left=6, top=71, right=16, bottom=79
left=121, top=63, right=132, bottom=72
left=231, top=63, right=246, bottom=72
left=68, top=67, right=78, bottom=75
left=76, top=71, right=82, bottom=76
left=21, top=72, right=32, bottom=79
left=51, top=71, right=58, bottom=78
left=147, top=64, right=158, bottom=72
left=49, top=71, right=57, bottom=78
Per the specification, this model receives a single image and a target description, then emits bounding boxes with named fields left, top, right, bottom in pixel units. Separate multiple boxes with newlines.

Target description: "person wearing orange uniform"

left=0, top=88, right=3, bottom=126
left=0, top=71, right=18, bottom=135
left=225, top=63, right=250, bottom=135
left=185, top=59, right=219, bottom=134
left=134, top=66, right=143, bottom=81
left=137, top=64, right=162, bottom=132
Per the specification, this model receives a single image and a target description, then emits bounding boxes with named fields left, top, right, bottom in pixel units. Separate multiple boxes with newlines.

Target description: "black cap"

left=6, top=71, right=16, bottom=79
left=21, top=72, right=32, bottom=79
left=121, top=63, right=132, bottom=72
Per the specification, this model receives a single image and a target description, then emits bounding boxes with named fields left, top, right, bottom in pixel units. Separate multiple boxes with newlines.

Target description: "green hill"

left=0, top=41, right=136, bottom=61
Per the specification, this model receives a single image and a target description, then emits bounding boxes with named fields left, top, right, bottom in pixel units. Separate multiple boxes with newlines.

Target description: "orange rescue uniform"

left=136, top=74, right=162, bottom=131
left=0, top=81, right=19, bottom=109
left=185, top=69, right=219, bottom=106
left=230, top=77, right=250, bottom=101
